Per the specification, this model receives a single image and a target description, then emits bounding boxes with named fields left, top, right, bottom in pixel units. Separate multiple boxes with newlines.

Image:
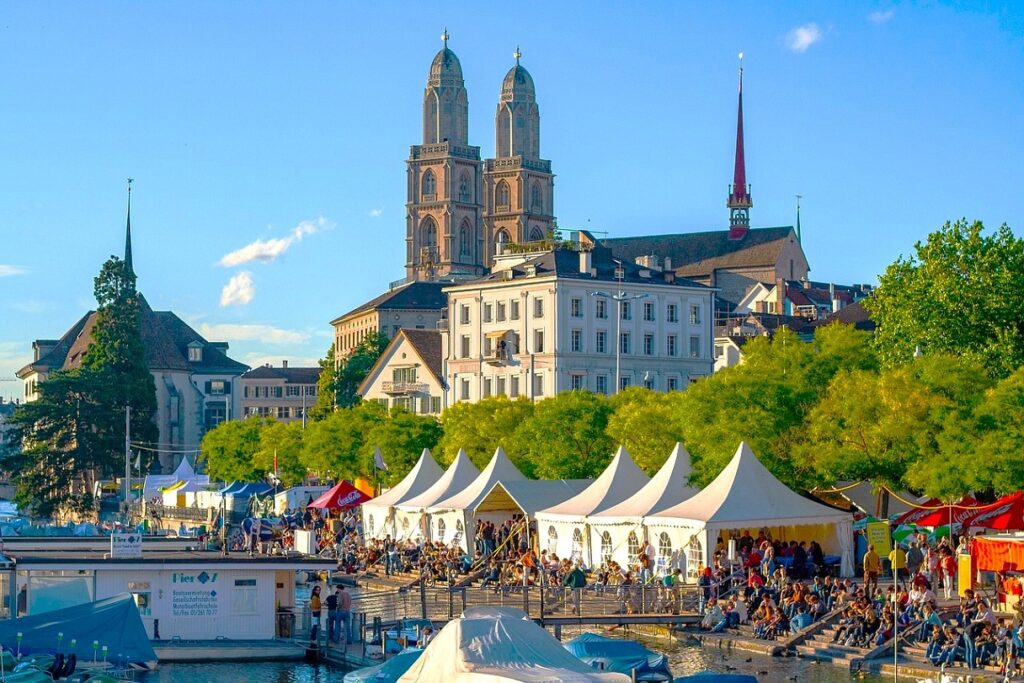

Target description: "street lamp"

left=590, top=288, right=648, bottom=395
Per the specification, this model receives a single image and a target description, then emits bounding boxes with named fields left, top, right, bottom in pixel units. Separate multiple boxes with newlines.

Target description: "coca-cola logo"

left=336, top=490, right=363, bottom=507
left=967, top=502, right=1013, bottom=526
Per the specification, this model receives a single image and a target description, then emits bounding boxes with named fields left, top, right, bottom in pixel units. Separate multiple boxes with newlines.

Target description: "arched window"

left=627, top=531, right=640, bottom=566
left=496, top=180, right=510, bottom=208
left=658, top=532, right=672, bottom=571
left=686, top=536, right=704, bottom=583
left=459, top=173, right=471, bottom=203
left=422, top=217, right=438, bottom=247
left=601, top=531, right=613, bottom=564
left=459, top=220, right=471, bottom=257
left=571, top=528, right=584, bottom=562
left=529, top=226, right=545, bottom=242
left=422, top=170, right=436, bottom=197
left=496, top=229, right=511, bottom=245
left=367, top=515, right=375, bottom=537
left=531, top=182, right=543, bottom=212
left=436, top=518, right=446, bottom=541
left=547, top=526, right=558, bottom=555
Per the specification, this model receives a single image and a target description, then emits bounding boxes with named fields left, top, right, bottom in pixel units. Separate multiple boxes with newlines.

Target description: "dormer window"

left=187, top=342, right=203, bottom=362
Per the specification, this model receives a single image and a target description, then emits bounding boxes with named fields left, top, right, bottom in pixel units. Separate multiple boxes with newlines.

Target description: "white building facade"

left=443, top=245, right=715, bottom=403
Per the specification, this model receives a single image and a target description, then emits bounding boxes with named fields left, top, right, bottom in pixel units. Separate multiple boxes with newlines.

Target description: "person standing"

left=863, top=544, right=881, bottom=596
left=889, top=544, right=908, bottom=589
left=309, top=585, right=323, bottom=644
left=325, top=587, right=340, bottom=644
left=906, top=541, right=924, bottom=579
left=337, top=584, right=352, bottom=645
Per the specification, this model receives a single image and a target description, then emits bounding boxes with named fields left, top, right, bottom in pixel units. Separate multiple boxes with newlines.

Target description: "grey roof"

left=460, top=244, right=709, bottom=289
left=810, top=299, right=877, bottom=332
left=331, top=281, right=449, bottom=324
left=602, top=226, right=798, bottom=278
left=400, top=329, right=444, bottom=383
left=241, top=366, right=321, bottom=384
left=19, top=294, right=248, bottom=377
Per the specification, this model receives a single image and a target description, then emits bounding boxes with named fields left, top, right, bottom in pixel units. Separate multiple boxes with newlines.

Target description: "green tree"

left=1, top=255, right=158, bottom=518
left=867, top=219, right=1024, bottom=378
left=199, top=417, right=264, bottom=483
left=512, top=391, right=613, bottom=479
left=255, top=420, right=306, bottom=487
left=365, top=407, right=444, bottom=487
left=437, top=396, right=535, bottom=470
left=308, top=344, right=339, bottom=421
left=335, top=331, right=390, bottom=408
left=301, top=400, right=387, bottom=479
left=605, top=388, right=683, bottom=474
left=2, top=370, right=108, bottom=518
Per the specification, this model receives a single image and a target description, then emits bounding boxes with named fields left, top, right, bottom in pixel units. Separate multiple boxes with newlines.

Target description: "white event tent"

left=535, top=446, right=650, bottom=566
left=475, top=479, right=592, bottom=552
left=427, top=447, right=526, bottom=550
left=586, top=443, right=699, bottom=573
left=393, top=449, right=481, bottom=542
left=142, top=455, right=210, bottom=500
left=398, top=606, right=627, bottom=683
left=645, top=441, right=855, bottom=579
left=362, top=448, right=444, bottom=540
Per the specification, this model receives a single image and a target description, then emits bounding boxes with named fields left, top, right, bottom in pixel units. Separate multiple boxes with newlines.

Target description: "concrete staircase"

left=792, top=623, right=876, bottom=669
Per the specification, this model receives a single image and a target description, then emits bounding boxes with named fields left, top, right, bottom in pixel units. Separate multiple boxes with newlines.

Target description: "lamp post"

left=591, top=288, right=647, bottom=395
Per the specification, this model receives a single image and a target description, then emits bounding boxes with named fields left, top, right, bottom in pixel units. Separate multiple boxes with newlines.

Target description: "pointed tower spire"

left=727, top=53, right=752, bottom=241
left=124, top=177, right=135, bottom=276
left=795, top=194, right=803, bottom=244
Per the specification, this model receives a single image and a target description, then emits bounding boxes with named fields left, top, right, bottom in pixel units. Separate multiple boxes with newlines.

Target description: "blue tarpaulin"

left=564, top=632, right=672, bottom=681
left=228, top=483, right=273, bottom=497
left=0, top=593, right=157, bottom=668
left=219, top=481, right=244, bottom=494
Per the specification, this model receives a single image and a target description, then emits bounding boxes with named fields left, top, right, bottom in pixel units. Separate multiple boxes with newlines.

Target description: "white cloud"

left=787, top=23, right=823, bottom=53
left=369, top=208, right=383, bottom=218
left=197, top=323, right=309, bottom=345
left=868, top=9, right=895, bottom=23
left=0, top=265, right=28, bottom=277
left=218, top=216, right=332, bottom=267
left=219, top=271, right=256, bottom=307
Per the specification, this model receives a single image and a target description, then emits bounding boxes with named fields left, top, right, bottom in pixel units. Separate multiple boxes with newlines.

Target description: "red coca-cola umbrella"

left=958, top=492, right=1024, bottom=531
left=307, top=480, right=372, bottom=511
left=897, top=495, right=979, bottom=527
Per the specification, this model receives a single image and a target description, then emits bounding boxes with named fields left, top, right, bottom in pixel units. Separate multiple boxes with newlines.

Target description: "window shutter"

left=204, top=380, right=212, bottom=393
left=223, top=381, right=232, bottom=395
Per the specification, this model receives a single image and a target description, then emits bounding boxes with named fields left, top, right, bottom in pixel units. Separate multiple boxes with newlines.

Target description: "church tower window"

left=496, top=181, right=510, bottom=209
left=529, top=226, right=545, bottom=242
left=459, top=220, right=472, bottom=258
left=459, top=173, right=471, bottom=203
left=531, top=182, right=543, bottom=212
left=422, top=217, right=438, bottom=247
left=422, top=170, right=437, bottom=198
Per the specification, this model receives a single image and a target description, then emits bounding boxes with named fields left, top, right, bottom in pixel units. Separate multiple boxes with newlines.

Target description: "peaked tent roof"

left=647, top=442, right=850, bottom=527
left=398, top=449, right=481, bottom=510
left=308, top=480, right=372, bottom=510
left=477, top=480, right=592, bottom=517
left=538, top=446, right=650, bottom=518
left=365, top=448, right=444, bottom=508
left=429, top=447, right=526, bottom=512
left=592, top=443, right=698, bottom=520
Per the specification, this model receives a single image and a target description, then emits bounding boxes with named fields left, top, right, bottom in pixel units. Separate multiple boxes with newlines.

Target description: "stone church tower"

left=483, top=49, right=555, bottom=264
left=406, top=31, right=486, bottom=282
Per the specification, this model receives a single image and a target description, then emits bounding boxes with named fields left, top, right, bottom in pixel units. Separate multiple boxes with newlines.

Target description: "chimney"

left=579, top=250, right=592, bottom=275
left=282, top=360, right=288, bottom=369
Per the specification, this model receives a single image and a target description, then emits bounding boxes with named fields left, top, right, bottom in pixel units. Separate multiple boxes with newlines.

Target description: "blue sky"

left=1, top=2, right=1022, bottom=401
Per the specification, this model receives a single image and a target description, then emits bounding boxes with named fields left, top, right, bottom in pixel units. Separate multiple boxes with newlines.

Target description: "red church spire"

left=728, top=53, right=752, bottom=240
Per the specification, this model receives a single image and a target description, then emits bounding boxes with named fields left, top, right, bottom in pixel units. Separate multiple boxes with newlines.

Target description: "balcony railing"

left=382, top=381, right=429, bottom=395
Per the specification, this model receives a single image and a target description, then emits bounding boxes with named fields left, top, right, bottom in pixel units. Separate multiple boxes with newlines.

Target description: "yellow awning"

left=485, top=329, right=513, bottom=340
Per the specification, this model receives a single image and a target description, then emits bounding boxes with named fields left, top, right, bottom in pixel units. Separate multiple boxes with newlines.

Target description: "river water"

left=144, top=643, right=889, bottom=682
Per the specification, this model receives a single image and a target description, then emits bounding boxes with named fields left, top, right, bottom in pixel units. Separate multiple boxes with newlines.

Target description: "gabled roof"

left=242, top=365, right=321, bottom=384
left=357, top=328, right=445, bottom=396
left=646, top=442, right=851, bottom=528
left=602, top=226, right=799, bottom=278
left=398, top=449, right=481, bottom=510
left=20, top=295, right=248, bottom=377
left=331, top=281, right=449, bottom=324
left=537, top=446, right=650, bottom=518
left=428, top=447, right=527, bottom=512
left=364, top=448, right=444, bottom=508
left=591, top=443, right=698, bottom=520
left=810, top=299, right=877, bottom=332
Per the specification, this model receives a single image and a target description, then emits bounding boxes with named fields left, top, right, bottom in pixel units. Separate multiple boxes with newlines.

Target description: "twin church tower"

left=406, top=31, right=555, bottom=282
